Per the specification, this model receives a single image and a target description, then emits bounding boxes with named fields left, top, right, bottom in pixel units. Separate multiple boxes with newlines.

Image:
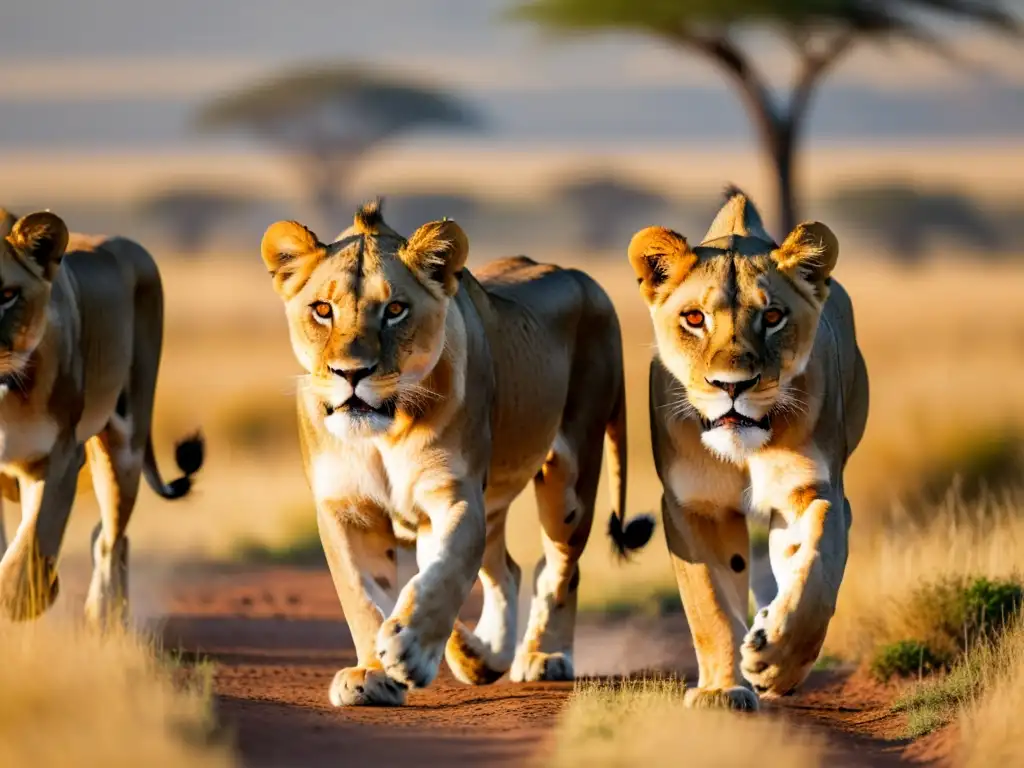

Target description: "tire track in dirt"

left=156, top=565, right=942, bottom=768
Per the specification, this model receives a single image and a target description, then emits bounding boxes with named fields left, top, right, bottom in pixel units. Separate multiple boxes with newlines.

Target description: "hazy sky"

left=0, top=0, right=1022, bottom=150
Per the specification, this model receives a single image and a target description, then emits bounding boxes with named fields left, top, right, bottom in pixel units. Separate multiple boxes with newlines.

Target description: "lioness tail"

left=605, top=380, right=655, bottom=558
left=143, top=432, right=205, bottom=500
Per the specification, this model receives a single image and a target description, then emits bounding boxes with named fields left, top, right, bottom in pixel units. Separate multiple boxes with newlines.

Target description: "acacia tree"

left=558, top=171, right=669, bottom=250
left=510, top=0, right=1019, bottom=233
left=137, top=186, right=257, bottom=253
left=196, top=65, right=483, bottom=229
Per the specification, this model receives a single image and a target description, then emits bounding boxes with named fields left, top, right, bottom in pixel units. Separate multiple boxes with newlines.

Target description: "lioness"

left=261, top=200, right=652, bottom=706
left=0, top=209, right=204, bottom=624
left=628, top=189, right=868, bottom=710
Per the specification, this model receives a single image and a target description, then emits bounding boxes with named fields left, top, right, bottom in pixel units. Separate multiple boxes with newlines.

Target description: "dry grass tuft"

left=0, top=619, right=235, bottom=768
left=896, top=615, right=1024, bottom=739
left=958, top=622, right=1024, bottom=766
left=867, top=575, right=1023, bottom=681
left=825, top=493, right=1024, bottom=663
left=546, top=678, right=824, bottom=768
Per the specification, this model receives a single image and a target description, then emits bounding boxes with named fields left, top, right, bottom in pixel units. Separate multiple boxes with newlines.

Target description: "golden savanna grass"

left=546, top=678, right=824, bottom=767
left=824, top=495, right=1024, bottom=662
left=958, top=623, right=1024, bottom=767
left=0, top=619, right=234, bottom=768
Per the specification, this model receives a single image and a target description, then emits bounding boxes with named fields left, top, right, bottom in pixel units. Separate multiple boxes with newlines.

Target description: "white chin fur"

left=701, top=426, right=771, bottom=465
left=693, top=394, right=733, bottom=421
left=324, top=410, right=392, bottom=440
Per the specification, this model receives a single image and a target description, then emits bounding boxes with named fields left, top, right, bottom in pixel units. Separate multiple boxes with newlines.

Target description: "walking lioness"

left=629, top=189, right=868, bottom=710
left=261, top=200, right=652, bottom=706
left=0, top=209, right=204, bottom=624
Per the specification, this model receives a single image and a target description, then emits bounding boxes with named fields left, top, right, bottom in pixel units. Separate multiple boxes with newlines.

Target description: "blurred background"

left=3, top=0, right=1023, bottom=611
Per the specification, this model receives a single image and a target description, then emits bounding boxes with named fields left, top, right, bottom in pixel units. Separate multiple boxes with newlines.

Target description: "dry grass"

left=894, top=612, right=1024, bottom=739
left=824, top=496, right=1024, bottom=663
left=545, top=678, right=824, bottom=767
left=958, top=623, right=1024, bottom=767
left=0, top=619, right=234, bottom=768
left=823, top=495, right=1024, bottom=745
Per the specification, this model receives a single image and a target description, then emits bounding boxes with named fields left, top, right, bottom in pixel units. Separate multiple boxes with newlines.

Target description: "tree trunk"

left=771, top=120, right=798, bottom=236
left=715, top=73, right=801, bottom=238
left=678, top=33, right=851, bottom=239
left=300, top=150, right=356, bottom=233
left=310, top=164, right=346, bottom=234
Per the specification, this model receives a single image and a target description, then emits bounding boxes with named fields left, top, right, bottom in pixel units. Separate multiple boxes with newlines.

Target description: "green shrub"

left=592, top=585, right=681, bottom=619
left=215, top=397, right=297, bottom=453
left=918, top=576, right=1024, bottom=658
left=893, top=618, right=1023, bottom=737
left=232, top=515, right=324, bottom=566
left=749, top=523, right=770, bottom=558
left=869, top=576, right=1023, bottom=683
left=870, top=640, right=948, bottom=682
left=958, top=577, right=1024, bottom=644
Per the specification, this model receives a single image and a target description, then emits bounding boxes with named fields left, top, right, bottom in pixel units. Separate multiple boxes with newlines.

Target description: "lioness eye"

left=384, top=301, right=409, bottom=325
left=311, top=301, right=332, bottom=321
left=682, top=310, right=705, bottom=329
left=0, top=287, right=18, bottom=303
left=764, top=308, right=785, bottom=328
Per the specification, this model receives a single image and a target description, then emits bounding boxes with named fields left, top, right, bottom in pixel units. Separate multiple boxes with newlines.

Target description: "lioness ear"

left=627, top=226, right=696, bottom=304
left=0, top=209, right=17, bottom=238
left=772, top=221, right=839, bottom=301
left=402, top=219, right=468, bottom=297
left=7, top=211, right=69, bottom=281
left=260, top=220, right=326, bottom=299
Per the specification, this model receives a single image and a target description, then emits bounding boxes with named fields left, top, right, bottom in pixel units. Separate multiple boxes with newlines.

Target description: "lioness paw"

left=329, top=666, right=407, bottom=707
left=376, top=618, right=444, bottom=689
left=683, top=686, right=759, bottom=712
left=510, top=651, right=574, bottom=683
left=740, top=605, right=821, bottom=698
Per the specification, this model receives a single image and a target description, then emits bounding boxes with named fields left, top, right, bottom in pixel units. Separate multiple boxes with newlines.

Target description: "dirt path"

left=156, top=565, right=943, bottom=768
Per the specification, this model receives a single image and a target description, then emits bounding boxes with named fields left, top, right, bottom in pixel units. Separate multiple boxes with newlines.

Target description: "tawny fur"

left=0, top=210, right=204, bottom=625
left=629, top=188, right=869, bottom=710
left=262, top=200, right=650, bottom=706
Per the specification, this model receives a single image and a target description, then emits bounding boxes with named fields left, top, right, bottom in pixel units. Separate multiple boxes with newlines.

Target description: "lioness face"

left=261, top=201, right=468, bottom=439
left=629, top=222, right=839, bottom=463
left=0, top=211, right=69, bottom=380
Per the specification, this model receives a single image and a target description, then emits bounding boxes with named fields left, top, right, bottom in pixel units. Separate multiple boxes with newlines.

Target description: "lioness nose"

left=708, top=375, right=760, bottom=399
left=330, top=364, right=377, bottom=386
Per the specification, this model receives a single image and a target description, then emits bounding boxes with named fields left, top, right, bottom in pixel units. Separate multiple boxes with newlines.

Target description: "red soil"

left=151, top=564, right=954, bottom=768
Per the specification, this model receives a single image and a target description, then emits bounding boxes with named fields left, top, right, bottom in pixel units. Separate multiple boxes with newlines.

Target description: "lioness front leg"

left=664, top=495, right=758, bottom=711
left=377, top=480, right=485, bottom=690
left=446, top=505, right=521, bottom=685
left=319, top=504, right=407, bottom=707
left=742, top=451, right=848, bottom=697
left=0, top=438, right=83, bottom=620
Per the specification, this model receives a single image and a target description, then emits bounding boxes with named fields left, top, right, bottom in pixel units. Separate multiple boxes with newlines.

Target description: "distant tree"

left=195, top=64, right=484, bottom=230
left=824, top=181, right=1004, bottom=263
left=383, top=192, right=480, bottom=235
left=136, top=186, right=255, bottom=253
left=510, top=0, right=1020, bottom=234
left=557, top=171, right=669, bottom=250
